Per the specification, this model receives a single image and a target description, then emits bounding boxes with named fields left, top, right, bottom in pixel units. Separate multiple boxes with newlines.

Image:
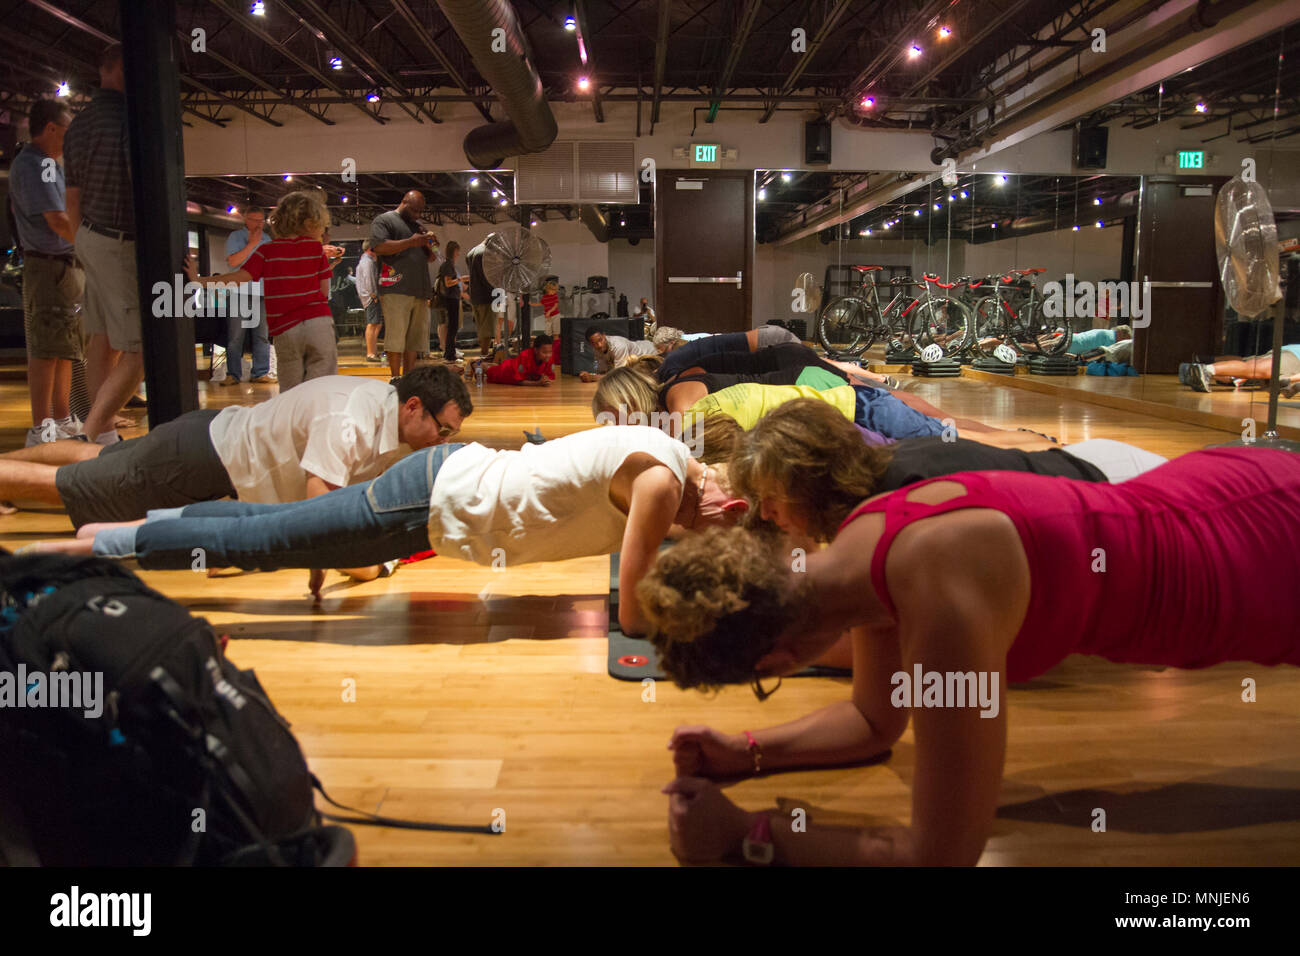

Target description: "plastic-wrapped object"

left=1214, top=177, right=1281, bottom=319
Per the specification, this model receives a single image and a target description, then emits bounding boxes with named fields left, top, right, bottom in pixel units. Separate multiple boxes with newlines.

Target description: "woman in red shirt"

left=483, top=334, right=556, bottom=386
left=187, top=190, right=337, bottom=390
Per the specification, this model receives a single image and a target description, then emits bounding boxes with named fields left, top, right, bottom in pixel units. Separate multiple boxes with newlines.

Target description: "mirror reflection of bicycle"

left=817, top=267, right=924, bottom=357
left=970, top=268, right=1073, bottom=358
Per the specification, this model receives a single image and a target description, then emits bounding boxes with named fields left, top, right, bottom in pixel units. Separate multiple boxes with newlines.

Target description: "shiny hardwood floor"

left=1, top=344, right=1297, bottom=866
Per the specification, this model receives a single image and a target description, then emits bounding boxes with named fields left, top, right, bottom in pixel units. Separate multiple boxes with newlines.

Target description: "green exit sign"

left=1178, top=150, right=1205, bottom=169
left=690, top=143, right=721, bottom=168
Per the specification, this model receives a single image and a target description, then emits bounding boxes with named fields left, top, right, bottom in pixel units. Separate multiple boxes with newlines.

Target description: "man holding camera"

left=370, top=191, right=437, bottom=382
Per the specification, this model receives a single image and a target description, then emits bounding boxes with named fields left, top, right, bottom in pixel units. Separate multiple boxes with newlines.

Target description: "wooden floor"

left=2, top=343, right=1297, bottom=866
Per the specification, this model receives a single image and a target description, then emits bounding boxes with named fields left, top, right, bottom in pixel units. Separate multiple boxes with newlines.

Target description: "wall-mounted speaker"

left=1076, top=126, right=1109, bottom=169
left=805, top=119, right=831, bottom=166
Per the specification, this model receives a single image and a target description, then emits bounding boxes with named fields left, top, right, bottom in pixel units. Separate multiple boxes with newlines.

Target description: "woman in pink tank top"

left=640, top=445, right=1300, bottom=866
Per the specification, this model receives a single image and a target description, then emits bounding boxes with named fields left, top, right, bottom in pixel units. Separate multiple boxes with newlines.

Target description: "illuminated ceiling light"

left=283, top=174, right=292, bottom=181
left=564, top=16, right=576, bottom=31
left=758, top=188, right=767, bottom=200
left=227, top=205, right=238, bottom=214
left=908, top=44, right=922, bottom=59
left=913, top=209, right=921, bottom=217
left=865, top=228, right=872, bottom=235
left=329, top=56, right=343, bottom=70
left=782, top=172, right=792, bottom=182
left=938, top=26, right=952, bottom=39
left=1072, top=225, right=1080, bottom=231
left=341, top=195, right=348, bottom=203
left=56, top=81, right=70, bottom=97
left=500, top=198, right=509, bottom=206
left=949, top=194, right=955, bottom=201
left=577, top=76, right=590, bottom=91
left=991, top=222, right=998, bottom=229
left=366, top=91, right=380, bottom=103
left=470, top=177, right=479, bottom=187
left=960, top=190, right=968, bottom=198
left=250, top=1, right=265, bottom=15
left=1094, top=197, right=1102, bottom=205
left=1095, top=220, right=1103, bottom=228
left=933, top=202, right=941, bottom=210
left=861, top=96, right=875, bottom=109
left=1195, top=101, right=1208, bottom=113
left=996, top=175, right=1007, bottom=185
left=491, top=189, right=500, bottom=197
left=530, top=219, right=538, bottom=226
left=883, top=222, right=891, bottom=229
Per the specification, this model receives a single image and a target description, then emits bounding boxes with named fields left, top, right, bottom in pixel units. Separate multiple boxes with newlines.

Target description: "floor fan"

left=795, top=271, right=823, bottom=319
left=1212, top=175, right=1299, bottom=453
left=481, top=226, right=553, bottom=347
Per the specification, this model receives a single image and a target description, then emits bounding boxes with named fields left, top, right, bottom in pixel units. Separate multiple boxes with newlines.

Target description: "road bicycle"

left=969, top=268, right=1073, bottom=358
left=817, top=267, right=923, bottom=356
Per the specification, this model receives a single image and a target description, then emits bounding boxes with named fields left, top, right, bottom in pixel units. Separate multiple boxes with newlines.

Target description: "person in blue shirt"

left=220, top=203, right=274, bottom=385
left=1066, top=325, right=1131, bottom=357
left=8, top=99, right=84, bottom=447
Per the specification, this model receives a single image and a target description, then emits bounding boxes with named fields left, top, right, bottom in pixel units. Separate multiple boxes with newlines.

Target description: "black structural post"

left=122, top=0, right=197, bottom=427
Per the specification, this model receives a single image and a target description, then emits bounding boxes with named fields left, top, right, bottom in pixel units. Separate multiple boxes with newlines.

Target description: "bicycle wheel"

left=971, top=295, right=1013, bottom=359
left=818, top=296, right=873, bottom=354
left=912, top=297, right=972, bottom=357
left=1033, top=312, right=1074, bottom=356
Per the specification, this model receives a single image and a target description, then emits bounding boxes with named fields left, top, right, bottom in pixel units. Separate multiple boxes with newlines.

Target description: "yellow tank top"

left=683, top=383, right=857, bottom=430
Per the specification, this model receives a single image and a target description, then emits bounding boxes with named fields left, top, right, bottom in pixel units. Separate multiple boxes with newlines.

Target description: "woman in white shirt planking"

left=33, top=426, right=749, bottom=632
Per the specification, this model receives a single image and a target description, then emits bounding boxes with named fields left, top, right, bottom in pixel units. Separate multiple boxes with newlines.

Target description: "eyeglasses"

left=750, top=674, right=783, bottom=702
left=429, top=408, right=458, bottom=439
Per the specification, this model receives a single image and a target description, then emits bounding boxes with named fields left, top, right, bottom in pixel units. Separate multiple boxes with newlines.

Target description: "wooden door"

left=655, top=171, right=753, bottom=333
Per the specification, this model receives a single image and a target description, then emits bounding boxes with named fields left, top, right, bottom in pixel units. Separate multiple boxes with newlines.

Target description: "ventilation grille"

left=516, top=141, right=636, bottom=204
left=515, top=142, right=574, bottom=203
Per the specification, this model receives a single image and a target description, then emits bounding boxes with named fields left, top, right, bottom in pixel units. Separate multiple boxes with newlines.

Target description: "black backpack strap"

left=311, top=775, right=498, bottom=835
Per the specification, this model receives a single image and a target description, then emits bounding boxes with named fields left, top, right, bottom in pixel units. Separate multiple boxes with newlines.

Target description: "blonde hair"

left=592, top=364, right=660, bottom=420
left=269, top=189, right=330, bottom=240
left=619, top=352, right=663, bottom=374
left=652, top=326, right=684, bottom=351
left=638, top=526, right=803, bottom=691
left=697, top=413, right=744, bottom=465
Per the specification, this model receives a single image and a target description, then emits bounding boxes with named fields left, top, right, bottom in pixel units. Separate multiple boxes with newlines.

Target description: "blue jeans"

left=226, top=307, right=271, bottom=381
left=113, top=444, right=463, bottom=571
left=853, top=385, right=945, bottom=439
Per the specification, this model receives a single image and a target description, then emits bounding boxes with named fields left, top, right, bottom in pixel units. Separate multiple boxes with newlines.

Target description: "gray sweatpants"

left=273, top=315, right=337, bottom=390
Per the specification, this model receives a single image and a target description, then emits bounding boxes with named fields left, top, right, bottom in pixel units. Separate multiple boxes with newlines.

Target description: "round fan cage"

left=482, top=226, right=553, bottom=294
left=795, top=272, right=823, bottom=316
left=1214, top=177, right=1281, bottom=319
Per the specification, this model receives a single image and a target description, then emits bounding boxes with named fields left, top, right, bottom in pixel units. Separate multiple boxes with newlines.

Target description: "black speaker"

left=558, top=316, right=642, bottom=376
left=805, top=119, right=831, bottom=166
left=1076, top=126, right=1108, bottom=169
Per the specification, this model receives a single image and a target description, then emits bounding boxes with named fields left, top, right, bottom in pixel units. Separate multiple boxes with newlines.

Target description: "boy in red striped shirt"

left=187, top=190, right=338, bottom=390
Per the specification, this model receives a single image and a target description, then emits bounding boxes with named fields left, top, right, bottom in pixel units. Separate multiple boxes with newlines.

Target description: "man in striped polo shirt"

left=63, top=43, right=139, bottom=446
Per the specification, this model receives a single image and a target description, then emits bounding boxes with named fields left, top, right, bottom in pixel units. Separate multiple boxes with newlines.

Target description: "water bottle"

left=474, top=360, right=484, bottom=388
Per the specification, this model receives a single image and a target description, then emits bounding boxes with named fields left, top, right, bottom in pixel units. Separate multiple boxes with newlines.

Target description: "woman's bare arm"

left=616, top=466, right=682, bottom=634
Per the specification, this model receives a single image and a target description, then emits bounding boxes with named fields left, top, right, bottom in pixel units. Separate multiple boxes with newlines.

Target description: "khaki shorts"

left=380, top=294, right=430, bottom=352
left=472, top=303, right=495, bottom=340
left=22, top=256, right=85, bottom=361
left=75, top=224, right=141, bottom=353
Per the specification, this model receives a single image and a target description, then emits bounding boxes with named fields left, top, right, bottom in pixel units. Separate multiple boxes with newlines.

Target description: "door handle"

left=668, top=271, right=743, bottom=291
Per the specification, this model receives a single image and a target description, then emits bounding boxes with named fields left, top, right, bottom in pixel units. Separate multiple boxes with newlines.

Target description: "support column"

left=122, top=0, right=196, bottom=427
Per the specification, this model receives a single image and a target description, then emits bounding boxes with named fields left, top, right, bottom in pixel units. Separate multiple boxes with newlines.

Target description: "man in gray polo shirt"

left=370, top=191, right=437, bottom=382
left=63, top=42, right=139, bottom=447
left=8, top=99, right=83, bottom=448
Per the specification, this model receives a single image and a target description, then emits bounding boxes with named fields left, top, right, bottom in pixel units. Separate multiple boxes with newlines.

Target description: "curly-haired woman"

left=638, top=440, right=1300, bottom=865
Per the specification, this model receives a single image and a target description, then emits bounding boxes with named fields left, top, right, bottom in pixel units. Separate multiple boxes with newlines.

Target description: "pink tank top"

left=838, top=447, right=1300, bottom=681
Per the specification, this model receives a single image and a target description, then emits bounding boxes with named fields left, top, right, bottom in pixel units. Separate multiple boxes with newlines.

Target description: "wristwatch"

left=742, top=812, right=774, bottom=865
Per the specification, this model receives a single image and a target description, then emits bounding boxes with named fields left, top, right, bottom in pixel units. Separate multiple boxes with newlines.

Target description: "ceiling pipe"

left=435, top=0, right=558, bottom=169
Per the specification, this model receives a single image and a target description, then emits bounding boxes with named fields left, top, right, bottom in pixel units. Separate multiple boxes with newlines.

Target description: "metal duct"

left=435, top=0, right=559, bottom=169
left=580, top=204, right=610, bottom=243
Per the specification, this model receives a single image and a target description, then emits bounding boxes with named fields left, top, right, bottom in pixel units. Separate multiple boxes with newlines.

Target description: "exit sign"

left=690, top=143, right=722, bottom=168
left=1178, top=150, right=1205, bottom=169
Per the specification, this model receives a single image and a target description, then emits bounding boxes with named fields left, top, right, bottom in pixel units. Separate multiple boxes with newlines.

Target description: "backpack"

left=0, top=552, right=328, bottom=865
left=0, top=553, right=497, bottom=866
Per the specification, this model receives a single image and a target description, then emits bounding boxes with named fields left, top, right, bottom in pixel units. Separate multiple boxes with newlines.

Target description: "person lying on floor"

left=593, top=360, right=1002, bottom=444
left=577, top=328, right=659, bottom=382
left=29, top=426, right=747, bottom=635
left=654, top=341, right=895, bottom=389
left=1183, top=345, right=1300, bottom=396
left=639, top=441, right=1300, bottom=866
left=651, top=326, right=802, bottom=383
left=479, top=334, right=556, bottom=386
left=0, top=367, right=471, bottom=539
